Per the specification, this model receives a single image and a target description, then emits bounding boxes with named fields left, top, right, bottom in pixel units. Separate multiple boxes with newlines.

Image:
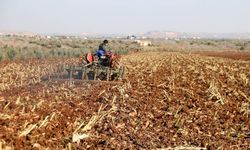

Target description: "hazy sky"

left=0, top=0, right=250, bottom=34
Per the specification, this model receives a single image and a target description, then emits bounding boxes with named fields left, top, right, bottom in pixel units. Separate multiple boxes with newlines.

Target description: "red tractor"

left=65, top=52, right=125, bottom=81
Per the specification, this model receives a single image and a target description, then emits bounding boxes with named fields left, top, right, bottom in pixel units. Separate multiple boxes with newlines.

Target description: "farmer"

left=96, top=40, right=111, bottom=58
left=96, top=40, right=113, bottom=66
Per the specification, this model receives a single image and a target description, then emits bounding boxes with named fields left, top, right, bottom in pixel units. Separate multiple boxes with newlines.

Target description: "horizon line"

left=1, top=30, right=250, bottom=35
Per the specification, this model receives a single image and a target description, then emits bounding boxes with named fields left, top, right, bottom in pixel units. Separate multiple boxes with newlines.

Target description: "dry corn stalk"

left=81, top=104, right=116, bottom=132
left=72, top=133, right=89, bottom=143
left=157, top=145, right=207, bottom=150
left=239, top=73, right=248, bottom=86
left=39, top=116, right=49, bottom=128
left=240, top=102, right=250, bottom=117
left=19, top=124, right=37, bottom=137
left=0, top=114, right=13, bottom=120
left=207, top=81, right=225, bottom=104
left=73, top=102, right=117, bottom=143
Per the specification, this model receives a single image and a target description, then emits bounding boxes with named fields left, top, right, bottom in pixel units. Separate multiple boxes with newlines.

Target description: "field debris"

left=157, top=145, right=207, bottom=150
left=0, top=52, right=249, bottom=149
left=19, top=124, right=37, bottom=137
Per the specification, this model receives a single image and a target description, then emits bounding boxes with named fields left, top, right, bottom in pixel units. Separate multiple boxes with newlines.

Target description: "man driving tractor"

left=96, top=40, right=113, bottom=67
left=79, top=39, right=115, bottom=67
left=96, top=40, right=110, bottom=57
left=75, top=39, right=123, bottom=81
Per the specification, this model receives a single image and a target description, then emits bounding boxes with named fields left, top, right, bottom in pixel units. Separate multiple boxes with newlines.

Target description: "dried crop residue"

left=194, top=51, right=250, bottom=61
left=0, top=52, right=250, bottom=149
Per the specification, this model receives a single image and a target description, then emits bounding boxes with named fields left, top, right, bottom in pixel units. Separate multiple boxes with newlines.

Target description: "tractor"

left=64, top=52, right=125, bottom=81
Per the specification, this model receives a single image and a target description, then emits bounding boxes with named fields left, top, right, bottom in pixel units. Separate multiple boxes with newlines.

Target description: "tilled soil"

left=193, top=51, right=250, bottom=61
left=0, top=52, right=250, bottom=149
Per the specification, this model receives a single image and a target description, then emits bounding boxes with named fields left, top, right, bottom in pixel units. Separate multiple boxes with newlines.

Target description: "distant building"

left=127, top=35, right=136, bottom=40
left=135, top=40, right=152, bottom=46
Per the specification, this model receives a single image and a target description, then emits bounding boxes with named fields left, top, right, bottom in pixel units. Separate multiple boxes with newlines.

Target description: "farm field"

left=0, top=51, right=250, bottom=149
left=194, top=51, right=250, bottom=61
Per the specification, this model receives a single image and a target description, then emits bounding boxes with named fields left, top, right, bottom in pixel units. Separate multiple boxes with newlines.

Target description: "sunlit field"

left=0, top=37, right=250, bottom=149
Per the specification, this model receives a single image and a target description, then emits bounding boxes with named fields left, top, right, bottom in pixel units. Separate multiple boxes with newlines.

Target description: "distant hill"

left=0, top=31, right=38, bottom=37
left=1, top=30, right=250, bottom=39
left=139, top=31, right=250, bottom=39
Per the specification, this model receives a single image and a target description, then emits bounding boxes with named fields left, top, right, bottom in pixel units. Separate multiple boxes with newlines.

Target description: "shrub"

left=34, top=50, right=43, bottom=59
left=3, top=44, right=8, bottom=49
left=19, top=53, right=27, bottom=60
left=240, top=46, right=245, bottom=51
left=49, top=50, right=56, bottom=56
left=7, top=48, right=17, bottom=60
left=56, top=44, right=61, bottom=48
left=57, top=51, right=62, bottom=56
left=115, top=49, right=128, bottom=55
left=0, top=52, right=3, bottom=62
left=41, top=43, right=47, bottom=47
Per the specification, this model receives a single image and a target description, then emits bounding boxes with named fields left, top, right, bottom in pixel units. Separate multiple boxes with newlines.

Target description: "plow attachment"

left=64, top=65, right=125, bottom=81
left=42, top=64, right=124, bottom=83
left=41, top=53, right=125, bottom=83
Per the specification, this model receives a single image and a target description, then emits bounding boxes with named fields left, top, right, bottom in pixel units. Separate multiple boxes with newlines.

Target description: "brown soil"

left=193, top=51, right=250, bottom=61
left=0, top=52, right=250, bottom=149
